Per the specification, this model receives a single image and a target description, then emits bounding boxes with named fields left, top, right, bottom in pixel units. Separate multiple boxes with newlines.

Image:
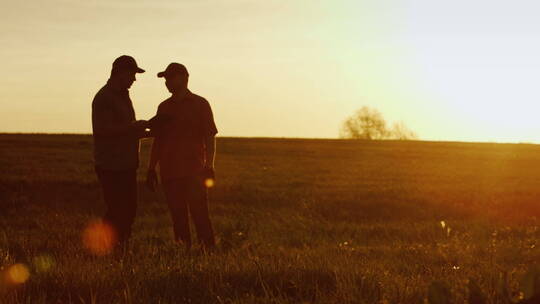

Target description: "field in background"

left=1, top=134, right=540, bottom=303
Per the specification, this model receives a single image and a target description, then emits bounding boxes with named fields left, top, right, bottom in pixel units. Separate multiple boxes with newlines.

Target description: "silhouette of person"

left=146, top=63, right=217, bottom=250
left=91, top=55, right=149, bottom=249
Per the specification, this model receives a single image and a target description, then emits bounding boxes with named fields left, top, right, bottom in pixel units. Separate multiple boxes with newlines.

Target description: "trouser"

left=95, top=167, right=137, bottom=246
left=162, top=176, right=215, bottom=249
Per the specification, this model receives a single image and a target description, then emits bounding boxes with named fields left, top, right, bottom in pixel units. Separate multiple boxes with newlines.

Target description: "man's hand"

left=146, top=169, right=158, bottom=192
left=132, top=120, right=149, bottom=130
left=137, top=129, right=152, bottom=139
left=132, top=120, right=150, bottom=138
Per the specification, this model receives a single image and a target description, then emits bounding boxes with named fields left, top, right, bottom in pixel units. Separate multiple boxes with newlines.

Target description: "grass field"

left=1, top=134, right=540, bottom=303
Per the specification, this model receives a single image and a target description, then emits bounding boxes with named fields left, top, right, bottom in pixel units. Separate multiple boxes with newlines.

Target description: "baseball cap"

left=112, top=55, right=145, bottom=73
left=157, top=63, right=189, bottom=78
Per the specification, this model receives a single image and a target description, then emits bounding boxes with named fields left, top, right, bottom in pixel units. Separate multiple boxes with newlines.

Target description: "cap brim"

left=136, top=67, right=145, bottom=73
left=157, top=71, right=166, bottom=78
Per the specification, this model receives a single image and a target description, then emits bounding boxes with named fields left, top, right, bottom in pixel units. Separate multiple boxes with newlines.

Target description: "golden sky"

left=2, top=1, right=540, bottom=142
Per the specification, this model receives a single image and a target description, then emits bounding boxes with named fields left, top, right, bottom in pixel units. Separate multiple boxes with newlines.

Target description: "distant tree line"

left=340, top=106, right=417, bottom=140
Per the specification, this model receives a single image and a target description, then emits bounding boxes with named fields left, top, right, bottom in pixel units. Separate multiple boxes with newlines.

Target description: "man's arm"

left=204, top=136, right=216, bottom=169
left=92, top=99, right=147, bottom=137
left=146, top=137, right=162, bottom=191
left=201, top=98, right=217, bottom=182
left=201, top=99, right=217, bottom=169
left=99, top=121, right=148, bottom=138
left=148, top=104, right=168, bottom=169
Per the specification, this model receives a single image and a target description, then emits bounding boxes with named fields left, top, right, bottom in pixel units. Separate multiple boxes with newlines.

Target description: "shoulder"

left=92, top=85, right=112, bottom=108
left=158, top=97, right=171, bottom=113
left=157, top=97, right=173, bottom=111
left=189, top=92, right=212, bottom=109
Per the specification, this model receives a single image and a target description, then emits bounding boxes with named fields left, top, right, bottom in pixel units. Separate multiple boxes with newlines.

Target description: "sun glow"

left=204, top=178, right=215, bottom=188
left=6, top=264, right=30, bottom=285
left=83, top=220, right=117, bottom=256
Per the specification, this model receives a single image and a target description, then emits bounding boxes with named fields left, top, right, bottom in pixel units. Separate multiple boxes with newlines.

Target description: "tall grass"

left=1, top=134, right=540, bottom=303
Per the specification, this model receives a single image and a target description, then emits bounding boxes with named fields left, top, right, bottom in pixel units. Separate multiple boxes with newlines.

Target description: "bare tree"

left=340, top=106, right=388, bottom=140
left=340, top=106, right=417, bottom=140
left=389, top=121, right=417, bottom=140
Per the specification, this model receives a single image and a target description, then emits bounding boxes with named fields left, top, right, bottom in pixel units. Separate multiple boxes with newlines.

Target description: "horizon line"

left=1, top=132, right=538, bottom=146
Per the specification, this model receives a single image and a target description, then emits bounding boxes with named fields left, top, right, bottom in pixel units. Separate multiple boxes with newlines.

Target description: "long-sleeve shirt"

left=92, top=80, right=140, bottom=171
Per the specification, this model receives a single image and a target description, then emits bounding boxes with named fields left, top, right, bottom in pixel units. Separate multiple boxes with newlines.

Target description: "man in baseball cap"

left=112, top=55, right=145, bottom=74
left=147, top=62, right=218, bottom=250
left=91, top=55, right=149, bottom=252
left=156, top=62, right=188, bottom=78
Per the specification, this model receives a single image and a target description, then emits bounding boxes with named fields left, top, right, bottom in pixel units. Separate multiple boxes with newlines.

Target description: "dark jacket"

left=92, top=80, right=140, bottom=171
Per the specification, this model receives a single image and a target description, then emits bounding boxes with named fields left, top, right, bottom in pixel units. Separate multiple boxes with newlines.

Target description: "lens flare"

left=33, top=255, right=54, bottom=273
left=83, top=220, right=117, bottom=256
left=6, top=264, right=29, bottom=284
left=204, top=178, right=215, bottom=188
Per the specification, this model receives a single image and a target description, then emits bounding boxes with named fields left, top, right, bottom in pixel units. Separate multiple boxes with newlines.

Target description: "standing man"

left=91, top=55, right=148, bottom=249
left=146, top=63, right=217, bottom=250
